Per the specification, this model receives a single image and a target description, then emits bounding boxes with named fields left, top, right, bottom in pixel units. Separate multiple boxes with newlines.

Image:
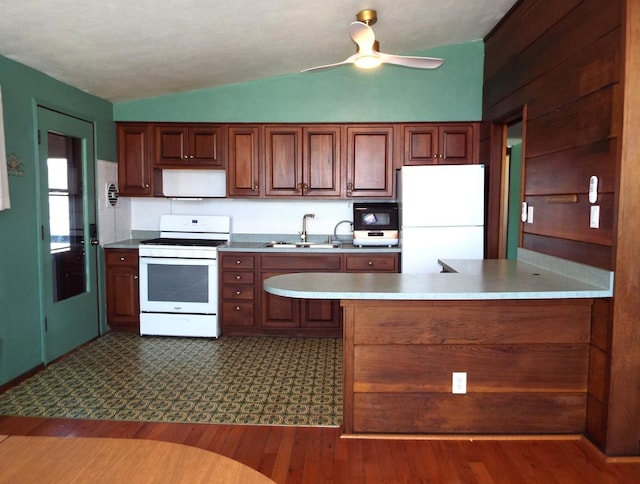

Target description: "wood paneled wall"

left=483, top=0, right=622, bottom=270
left=483, top=0, right=640, bottom=457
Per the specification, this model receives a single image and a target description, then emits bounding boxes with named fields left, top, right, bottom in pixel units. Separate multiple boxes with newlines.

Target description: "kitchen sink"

left=263, top=241, right=341, bottom=249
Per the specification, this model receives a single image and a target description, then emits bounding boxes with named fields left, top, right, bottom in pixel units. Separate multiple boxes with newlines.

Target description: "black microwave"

left=352, top=203, right=399, bottom=246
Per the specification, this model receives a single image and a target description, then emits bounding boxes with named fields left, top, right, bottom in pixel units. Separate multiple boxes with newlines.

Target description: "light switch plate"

left=590, top=205, right=600, bottom=228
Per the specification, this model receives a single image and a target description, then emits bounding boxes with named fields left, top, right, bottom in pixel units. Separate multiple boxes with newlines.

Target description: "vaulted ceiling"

left=0, top=1, right=517, bottom=102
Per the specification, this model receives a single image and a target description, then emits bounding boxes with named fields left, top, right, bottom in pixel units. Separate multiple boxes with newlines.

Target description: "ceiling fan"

left=302, top=9, right=444, bottom=72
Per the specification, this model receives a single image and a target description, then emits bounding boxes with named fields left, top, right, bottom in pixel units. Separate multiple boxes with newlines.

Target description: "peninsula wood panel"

left=354, top=393, right=587, bottom=434
left=352, top=300, right=591, bottom=345
left=354, top=345, right=589, bottom=393
left=342, top=299, right=592, bottom=435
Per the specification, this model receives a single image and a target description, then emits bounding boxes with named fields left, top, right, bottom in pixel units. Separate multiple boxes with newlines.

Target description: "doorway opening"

left=498, top=117, right=524, bottom=260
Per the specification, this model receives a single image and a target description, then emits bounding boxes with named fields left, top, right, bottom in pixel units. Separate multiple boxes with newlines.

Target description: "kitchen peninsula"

left=264, top=250, right=613, bottom=436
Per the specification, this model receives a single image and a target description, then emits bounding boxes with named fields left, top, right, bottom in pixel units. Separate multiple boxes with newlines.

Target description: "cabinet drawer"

left=261, top=254, right=342, bottom=271
left=222, top=286, right=255, bottom=300
left=346, top=254, right=398, bottom=272
left=222, top=271, right=255, bottom=285
left=221, top=254, right=255, bottom=269
left=222, top=301, right=255, bottom=326
left=105, top=249, right=138, bottom=267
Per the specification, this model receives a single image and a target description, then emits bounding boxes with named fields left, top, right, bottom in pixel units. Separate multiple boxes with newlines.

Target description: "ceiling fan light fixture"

left=354, top=54, right=382, bottom=69
left=301, top=9, right=444, bottom=73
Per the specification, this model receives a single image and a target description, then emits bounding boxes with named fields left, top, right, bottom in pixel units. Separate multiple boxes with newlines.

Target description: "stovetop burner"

left=140, top=237, right=228, bottom=248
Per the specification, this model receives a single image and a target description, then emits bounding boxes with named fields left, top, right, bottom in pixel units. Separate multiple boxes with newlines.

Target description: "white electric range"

left=138, top=215, right=230, bottom=337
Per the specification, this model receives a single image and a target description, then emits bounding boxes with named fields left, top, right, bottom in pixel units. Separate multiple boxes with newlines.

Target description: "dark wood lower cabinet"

left=219, top=251, right=399, bottom=337
left=342, top=298, right=593, bottom=435
left=104, top=248, right=140, bottom=332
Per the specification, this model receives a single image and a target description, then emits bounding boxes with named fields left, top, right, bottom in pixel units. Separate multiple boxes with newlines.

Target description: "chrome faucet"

left=300, top=213, right=315, bottom=242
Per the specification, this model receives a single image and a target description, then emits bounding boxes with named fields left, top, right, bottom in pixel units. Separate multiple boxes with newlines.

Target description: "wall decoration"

left=7, top=153, right=24, bottom=177
left=7, top=153, right=24, bottom=176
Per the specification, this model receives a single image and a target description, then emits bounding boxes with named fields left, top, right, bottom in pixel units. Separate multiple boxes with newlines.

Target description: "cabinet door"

left=303, top=126, right=341, bottom=197
left=117, top=123, right=153, bottom=196
left=105, top=249, right=140, bottom=329
left=439, top=124, right=476, bottom=164
left=264, top=126, right=302, bottom=196
left=346, top=126, right=395, bottom=197
left=261, top=271, right=302, bottom=328
left=302, top=299, right=341, bottom=329
left=189, top=125, right=225, bottom=167
left=227, top=126, right=261, bottom=197
left=403, top=125, right=439, bottom=165
left=155, top=125, right=189, bottom=166
left=155, top=125, right=225, bottom=167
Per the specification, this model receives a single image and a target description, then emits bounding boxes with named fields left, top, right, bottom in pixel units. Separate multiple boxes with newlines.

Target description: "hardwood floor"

left=1, top=416, right=640, bottom=483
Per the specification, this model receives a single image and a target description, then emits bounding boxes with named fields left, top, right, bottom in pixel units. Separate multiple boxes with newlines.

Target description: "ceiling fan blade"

left=349, top=21, right=375, bottom=52
left=378, top=52, right=444, bottom=69
left=300, top=54, right=357, bottom=73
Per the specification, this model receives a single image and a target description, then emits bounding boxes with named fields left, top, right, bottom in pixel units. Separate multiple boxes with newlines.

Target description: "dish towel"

left=0, top=85, right=10, bottom=211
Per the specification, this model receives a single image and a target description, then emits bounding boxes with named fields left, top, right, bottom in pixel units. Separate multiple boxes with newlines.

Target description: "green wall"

left=0, top=55, right=115, bottom=385
left=114, top=42, right=483, bottom=122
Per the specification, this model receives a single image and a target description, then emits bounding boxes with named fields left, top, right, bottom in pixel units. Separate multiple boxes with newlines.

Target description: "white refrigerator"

left=398, top=164, right=485, bottom=273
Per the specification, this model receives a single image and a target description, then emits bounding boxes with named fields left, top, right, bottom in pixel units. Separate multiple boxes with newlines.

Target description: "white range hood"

left=162, top=169, right=226, bottom=198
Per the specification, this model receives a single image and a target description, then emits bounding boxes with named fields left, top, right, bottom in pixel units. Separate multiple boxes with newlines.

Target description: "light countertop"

left=102, top=235, right=401, bottom=253
left=264, top=251, right=613, bottom=300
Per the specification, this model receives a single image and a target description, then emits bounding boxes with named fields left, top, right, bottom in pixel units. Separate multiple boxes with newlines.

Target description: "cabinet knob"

left=134, top=275, right=138, bottom=280
left=236, top=290, right=241, bottom=296
left=368, top=260, right=374, bottom=266
left=236, top=260, right=242, bottom=265
left=235, top=306, right=241, bottom=311
left=253, top=183, right=259, bottom=191
left=236, top=275, right=241, bottom=280
left=346, top=182, right=353, bottom=194
left=145, top=183, right=149, bottom=188
left=120, top=257, right=125, bottom=261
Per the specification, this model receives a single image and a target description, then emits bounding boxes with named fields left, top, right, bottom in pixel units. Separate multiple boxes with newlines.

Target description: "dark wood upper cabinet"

left=117, top=123, right=153, bottom=197
left=402, top=123, right=478, bottom=165
left=227, top=125, right=261, bottom=197
left=117, top=122, right=480, bottom=200
left=264, top=125, right=341, bottom=197
left=154, top=124, right=225, bottom=167
left=346, top=125, right=395, bottom=197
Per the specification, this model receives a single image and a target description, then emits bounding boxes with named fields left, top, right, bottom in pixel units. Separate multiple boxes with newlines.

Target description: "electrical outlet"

left=452, top=372, right=467, bottom=394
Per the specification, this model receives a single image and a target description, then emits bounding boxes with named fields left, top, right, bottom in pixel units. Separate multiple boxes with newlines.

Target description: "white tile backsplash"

left=128, top=198, right=355, bottom=238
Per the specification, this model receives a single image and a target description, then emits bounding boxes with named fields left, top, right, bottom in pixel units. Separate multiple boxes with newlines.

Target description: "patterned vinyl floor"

left=0, top=332, right=343, bottom=426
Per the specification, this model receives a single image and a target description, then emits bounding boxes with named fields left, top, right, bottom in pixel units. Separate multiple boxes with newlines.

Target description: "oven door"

left=139, top=256, right=218, bottom=314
